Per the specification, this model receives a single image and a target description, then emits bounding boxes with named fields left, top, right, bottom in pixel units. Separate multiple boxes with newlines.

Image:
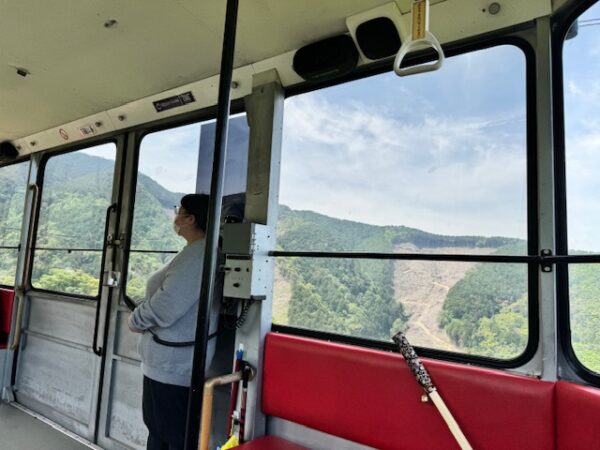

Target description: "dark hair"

left=180, top=194, right=209, bottom=232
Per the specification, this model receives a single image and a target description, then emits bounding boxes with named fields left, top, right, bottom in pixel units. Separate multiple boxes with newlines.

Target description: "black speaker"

left=293, top=35, right=359, bottom=82
left=355, top=17, right=401, bottom=60
left=0, top=141, right=19, bottom=162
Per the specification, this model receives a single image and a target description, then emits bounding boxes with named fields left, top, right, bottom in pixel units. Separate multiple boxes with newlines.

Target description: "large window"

left=31, top=144, right=116, bottom=296
left=0, top=161, right=29, bottom=286
left=127, top=123, right=200, bottom=302
left=126, top=117, right=249, bottom=302
left=563, top=1, right=600, bottom=373
left=274, top=44, right=530, bottom=360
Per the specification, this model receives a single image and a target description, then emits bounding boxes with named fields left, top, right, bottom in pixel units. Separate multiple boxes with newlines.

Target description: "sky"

left=283, top=2, right=600, bottom=252
left=563, top=3, right=600, bottom=251
left=138, top=123, right=200, bottom=194
left=280, top=44, right=529, bottom=241
left=83, top=2, right=600, bottom=251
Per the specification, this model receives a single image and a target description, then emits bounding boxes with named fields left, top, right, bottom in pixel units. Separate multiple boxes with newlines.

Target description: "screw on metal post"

left=541, top=249, right=553, bottom=273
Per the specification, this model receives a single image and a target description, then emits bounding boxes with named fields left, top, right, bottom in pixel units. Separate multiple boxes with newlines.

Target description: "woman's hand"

left=128, top=313, right=144, bottom=333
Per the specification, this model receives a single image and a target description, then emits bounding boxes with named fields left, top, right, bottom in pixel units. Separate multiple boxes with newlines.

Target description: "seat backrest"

left=263, top=332, right=556, bottom=450
left=0, top=288, right=15, bottom=349
left=556, top=379, right=600, bottom=450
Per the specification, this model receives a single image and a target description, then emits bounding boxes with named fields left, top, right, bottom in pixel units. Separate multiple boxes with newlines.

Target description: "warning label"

left=79, top=124, right=96, bottom=137
left=153, top=91, right=196, bottom=113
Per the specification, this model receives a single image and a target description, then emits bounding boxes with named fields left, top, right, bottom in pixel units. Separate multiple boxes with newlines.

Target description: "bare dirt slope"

left=272, top=264, right=292, bottom=324
left=394, top=243, right=496, bottom=352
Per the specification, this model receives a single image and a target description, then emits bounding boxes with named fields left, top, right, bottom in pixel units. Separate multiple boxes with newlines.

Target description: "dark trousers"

left=142, top=376, right=190, bottom=450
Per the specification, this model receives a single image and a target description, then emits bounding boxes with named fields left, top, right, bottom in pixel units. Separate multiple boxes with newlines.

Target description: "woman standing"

left=129, top=193, right=219, bottom=450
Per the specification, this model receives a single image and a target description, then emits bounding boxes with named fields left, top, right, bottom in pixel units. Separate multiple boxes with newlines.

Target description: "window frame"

left=28, top=140, right=119, bottom=300
left=0, top=157, right=31, bottom=289
left=552, top=0, right=600, bottom=383
left=272, top=35, right=540, bottom=370
left=122, top=123, right=200, bottom=304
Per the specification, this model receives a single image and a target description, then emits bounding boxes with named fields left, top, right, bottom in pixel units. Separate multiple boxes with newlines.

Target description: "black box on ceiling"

left=355, top=17, right=402, bottom=60
left=293, top=35, right=359, bottom=82
left=0, top=141, right=19, bottom=162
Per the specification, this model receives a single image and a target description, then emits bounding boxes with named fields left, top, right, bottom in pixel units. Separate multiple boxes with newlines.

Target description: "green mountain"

left=0, top=152, right=183, bottom=295
left=277, top=209, right=532, bottom=361
left=0, top=162, right=28, bottom=249
left=278, top=206, right=518, bottom=252
left=0, top=153, right=598, bottom=373
left=276, top=206, right=520, bottom=342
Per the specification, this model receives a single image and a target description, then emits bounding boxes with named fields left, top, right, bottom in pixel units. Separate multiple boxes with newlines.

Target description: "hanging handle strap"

left=393, top=0, right=445, bottom=77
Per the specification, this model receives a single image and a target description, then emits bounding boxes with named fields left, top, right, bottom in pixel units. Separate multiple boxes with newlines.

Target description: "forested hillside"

left=0, top=153, right=183, bottom=295
left=277, top=206, right=407, bottom=340
left=0, top=153, right=598, bottom=372
left=0, top=162, right=28, bottom=285
left=275, top=206, right=523, bottom=346
left=439, top=243, right=529, bottom=358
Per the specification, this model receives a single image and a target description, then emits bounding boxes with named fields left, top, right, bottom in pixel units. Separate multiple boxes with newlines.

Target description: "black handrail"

left=10, top=184, right=39, bottom=351
left=23, top=184, right=40, bottom=289
left=544, top=255, right=600, bottom=264
left=270, top=250, right=600, bottom=266
left=92, top=203, right=117, bottom=357
left=269, top=250, right=537, bottom=263
left=32, top=247, right=104, bottom=252
left=129, top=249, right=178, bottom=254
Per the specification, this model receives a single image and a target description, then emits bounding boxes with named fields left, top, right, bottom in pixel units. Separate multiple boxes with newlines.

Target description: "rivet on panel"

left=104, top=18, right=118, bottom=29
left=16, top=68, right=30, bottom=77
left=488, top=3, right=501, bottom=15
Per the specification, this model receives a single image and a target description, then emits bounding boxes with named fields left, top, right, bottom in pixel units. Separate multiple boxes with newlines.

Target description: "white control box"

left=222, top=223, right=272, bottom=300
left=223, top=257, right=267, bottom=299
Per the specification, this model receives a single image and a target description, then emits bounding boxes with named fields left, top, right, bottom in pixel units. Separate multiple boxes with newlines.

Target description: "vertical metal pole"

left=535, top=16, right=558, bottom=382
left=185, top=1, right=239, bottom=449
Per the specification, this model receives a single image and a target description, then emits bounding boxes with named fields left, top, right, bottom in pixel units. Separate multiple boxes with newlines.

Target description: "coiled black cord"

left=147, top=299, right=254, bottom=347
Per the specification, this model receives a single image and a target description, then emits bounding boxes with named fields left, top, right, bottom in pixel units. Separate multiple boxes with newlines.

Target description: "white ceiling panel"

left=0, top=0, right=555, bottom=143
left=0, top=0, right=392, bottom=141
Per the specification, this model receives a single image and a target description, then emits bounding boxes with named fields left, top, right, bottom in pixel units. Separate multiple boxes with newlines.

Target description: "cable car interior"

left=1, top=0, right=600, bottom=449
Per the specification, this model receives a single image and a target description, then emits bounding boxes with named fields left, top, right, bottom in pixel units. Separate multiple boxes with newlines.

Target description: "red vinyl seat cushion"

left=0, top=288, right=15, bottom=349
left=556, top=380, right=600, bottom=450
left=263, top=332, right=555, bottom=450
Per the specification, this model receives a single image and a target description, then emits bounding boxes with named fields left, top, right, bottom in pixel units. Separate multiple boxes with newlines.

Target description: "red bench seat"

left=0, top=288, right=15, bottom=349
left=556, top=379, right=600, bottom=450
left=236, top=333, right=600, bottom=449
left=262, top=332, right=555, bottom=450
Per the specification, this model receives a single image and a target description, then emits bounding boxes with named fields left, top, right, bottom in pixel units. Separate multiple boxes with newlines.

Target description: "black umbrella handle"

left=392, top=331, right=436, bottom=394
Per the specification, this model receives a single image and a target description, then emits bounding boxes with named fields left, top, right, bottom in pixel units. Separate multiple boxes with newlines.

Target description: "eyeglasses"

left=174, top=206, right=190, bottom=216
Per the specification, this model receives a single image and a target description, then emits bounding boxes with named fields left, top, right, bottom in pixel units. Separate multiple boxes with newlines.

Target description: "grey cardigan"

left=129, top=239, right=219, bottom=386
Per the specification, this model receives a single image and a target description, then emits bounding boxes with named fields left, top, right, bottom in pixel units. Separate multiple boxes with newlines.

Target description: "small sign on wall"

left=153, top=91, right=196, bottom=113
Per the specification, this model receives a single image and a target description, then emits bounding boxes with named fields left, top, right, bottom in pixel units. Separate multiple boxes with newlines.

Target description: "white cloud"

left=568, top=80, right=584, bottom=97
left=566, top=130, right=600, bottom=251
left=81, top=127, right=200, bottom=195
left=280, top=94, right=528, bottom=239
left=563, top=29, right=600, bottom=251
left=138, top=123, right=200, bottom=194
left=82, top=143, right=117, bottom=161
